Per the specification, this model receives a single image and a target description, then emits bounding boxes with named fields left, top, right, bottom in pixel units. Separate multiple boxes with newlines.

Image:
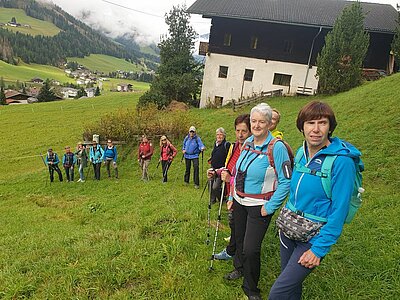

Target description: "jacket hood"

left=319, top=137, right=361, bottom=159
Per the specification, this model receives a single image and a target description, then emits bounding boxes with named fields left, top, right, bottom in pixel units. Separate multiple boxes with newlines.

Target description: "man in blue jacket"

left=182, top=126, right=205, bottom=189
left=45, top=148, right=63, bottom=182
left=269, top=101, right=359, bottom=300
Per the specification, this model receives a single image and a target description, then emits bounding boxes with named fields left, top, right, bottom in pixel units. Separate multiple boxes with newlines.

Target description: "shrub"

left=83, top=104, right=192, bottom=143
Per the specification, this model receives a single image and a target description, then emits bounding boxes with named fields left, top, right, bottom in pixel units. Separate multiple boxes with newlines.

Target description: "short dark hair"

left=234, top=114, right=251, bottom=131
left=296, top=101, right=337, bottom=137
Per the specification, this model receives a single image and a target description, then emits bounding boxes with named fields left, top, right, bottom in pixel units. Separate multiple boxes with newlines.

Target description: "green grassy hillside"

left=0, top=60, right=69, bottom=83
left=0, top=8, right=61, bottom=36
left=67, top=54, right=144, bottom=73
left=0, top=75, right=399, bottom=299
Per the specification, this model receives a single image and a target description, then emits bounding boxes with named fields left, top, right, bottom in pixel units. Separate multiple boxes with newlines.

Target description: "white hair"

left=215, top=127, right=226, bottom=136
left=250, top=103, right=272, bottom=122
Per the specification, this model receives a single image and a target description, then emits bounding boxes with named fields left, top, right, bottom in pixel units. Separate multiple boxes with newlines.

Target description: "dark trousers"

left=268, top=232, right=315, bottom=300
left=49, top=164, right=63, bottom=182
left=210, top=177, right=223, bottom=203
left=93, top=163, right=101, bottom=180
left=64, top=166, right=74, bottom=182
left=226, top=209, right=236, bottom=256
left=105, top=159, right=118, bottom=178
left=233, top=199, right=272, bottom=297
left=161, top=160, right=171, bottom=182
left=184, top=158, right=199, bottom=186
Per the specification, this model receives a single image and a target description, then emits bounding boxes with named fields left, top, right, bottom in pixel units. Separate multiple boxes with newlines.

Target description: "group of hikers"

left=199, top=101, right=362, bottom=300
left=44, top=139, right=119, bottom=183
left=43, top=100, right=363, bottom=300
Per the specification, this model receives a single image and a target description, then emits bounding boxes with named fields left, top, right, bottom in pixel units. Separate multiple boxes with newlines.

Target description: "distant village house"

left=117, top=83, right=133, bottom=92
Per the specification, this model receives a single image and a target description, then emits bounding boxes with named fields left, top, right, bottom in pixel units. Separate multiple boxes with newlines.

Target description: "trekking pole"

left=39, top=153, right=49, bottom=187
left=202, top=151, right=206, bottom=187
left=205, top=178, right=213, bottom=245
left=209, top=181, right=226, bottom=271
left=86, top=161, right=92, bottom=180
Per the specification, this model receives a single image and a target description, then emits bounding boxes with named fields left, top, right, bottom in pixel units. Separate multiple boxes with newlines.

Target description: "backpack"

left=294, top=141, right=364, bottom=224
left=236, top=138, right=294, bottom=200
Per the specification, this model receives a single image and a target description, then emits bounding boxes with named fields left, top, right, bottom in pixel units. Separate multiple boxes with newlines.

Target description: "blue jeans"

left=268, top=232, right=316, bottom=300
left=78, top=164, right=85, bottom=180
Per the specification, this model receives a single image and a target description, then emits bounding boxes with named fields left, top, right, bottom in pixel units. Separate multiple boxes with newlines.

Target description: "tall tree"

left=94, top=86, right=101, bottom=96
left=37, top=79, right=56, bottom=102
left=139, top=5, right=202, bottom=108
left=316, top=2, right=369, bottom=94
left=0, top=86, right=6, bottom=105
left=391, top=6, right=400, bottom=70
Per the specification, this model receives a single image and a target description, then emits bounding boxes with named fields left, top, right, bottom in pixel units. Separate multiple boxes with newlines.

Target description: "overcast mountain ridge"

left=0, top=0, right=158, bottom=69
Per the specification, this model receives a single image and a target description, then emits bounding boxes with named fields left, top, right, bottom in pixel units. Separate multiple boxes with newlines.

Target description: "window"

left=223, top=33, right=231, bottom=46
left=284, top=40, right=294, bottom=54
left=244, top=69, right=254, bottom=81
left=250, top=36, right=258, bottom=49
left=273, top=73, right=292, bottom=86
left=214, top=96, right=223, bottom=107
left=218, top=66, right=228, bottom=78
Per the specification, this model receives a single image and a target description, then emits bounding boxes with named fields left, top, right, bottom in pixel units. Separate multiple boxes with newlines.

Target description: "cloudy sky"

left=43, top=0, right=399, bottom=44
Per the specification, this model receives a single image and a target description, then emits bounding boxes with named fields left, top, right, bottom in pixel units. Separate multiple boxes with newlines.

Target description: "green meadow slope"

left=0, top=7, right=61, bottom=36
left=0, top=74, right=399, bottom=299
left=67, top=54, right=144, bottom=74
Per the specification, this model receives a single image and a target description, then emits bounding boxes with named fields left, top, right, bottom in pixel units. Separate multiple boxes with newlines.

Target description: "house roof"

left=187, top=0, right=398, bottom=34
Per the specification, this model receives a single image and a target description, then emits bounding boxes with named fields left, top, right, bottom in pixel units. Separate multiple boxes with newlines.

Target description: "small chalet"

left=5, top=90, right=30, bottom=105
left=188, top=0, right=398, bottom=107
left=31, top=77, right=44, bottom=84
left=117, top=83, right=133, bottom=92
left=60, top=87, right=78, bottom=99
left=85, top=87, right=96, bottom=98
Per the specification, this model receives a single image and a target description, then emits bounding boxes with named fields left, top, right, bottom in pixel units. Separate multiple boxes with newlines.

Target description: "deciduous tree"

left=316, top=2, right=369, bottom=94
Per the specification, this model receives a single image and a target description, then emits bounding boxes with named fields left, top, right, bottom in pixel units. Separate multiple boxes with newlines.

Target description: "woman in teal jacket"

left=269, top=101, right=358, bottom=300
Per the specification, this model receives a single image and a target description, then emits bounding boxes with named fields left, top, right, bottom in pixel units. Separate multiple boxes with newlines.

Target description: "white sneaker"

left=80, top=180, right=85, bottom=183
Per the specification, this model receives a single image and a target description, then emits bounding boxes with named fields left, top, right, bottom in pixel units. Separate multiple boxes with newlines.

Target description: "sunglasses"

left=189, top=130, right=195, bottom=133
left=161, top=139, right=166, bottom=141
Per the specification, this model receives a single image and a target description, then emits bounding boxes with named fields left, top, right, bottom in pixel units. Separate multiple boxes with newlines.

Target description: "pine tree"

left=0, top=86, right=6, bottom=105
left=391, top=8, right=400, bottom=70
left=75, top=87, right=87, bottom=99
left=95, top=86, right=101, bottom=96
left=316, top=2, right=370, bottom=94
left=139, top=5, right=202, bottom=108
left=37, top=79, right=56, bottom=102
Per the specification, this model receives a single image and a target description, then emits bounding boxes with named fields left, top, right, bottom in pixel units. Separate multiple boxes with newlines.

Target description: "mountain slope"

left=0, top=0, right=157, bottom=70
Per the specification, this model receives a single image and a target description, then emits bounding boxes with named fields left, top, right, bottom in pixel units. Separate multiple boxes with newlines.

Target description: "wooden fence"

left=232, top=89, right=283, bottom=111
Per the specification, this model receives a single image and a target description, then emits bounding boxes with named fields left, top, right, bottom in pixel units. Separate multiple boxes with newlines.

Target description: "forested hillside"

left=0, top=0, right=158, bottom=69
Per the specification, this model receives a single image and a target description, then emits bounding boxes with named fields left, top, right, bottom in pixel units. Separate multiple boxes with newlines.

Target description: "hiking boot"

left=248, top=295, right=262, bottom=300
left=194, top=185, right=199, bottom=189
left=224, top=269, right=243, bottom=280
left=214, top=248, right=232, bottom=260
left=77, top=179, right=81, bottom=182
left=80, top=180, right=85, bottom=183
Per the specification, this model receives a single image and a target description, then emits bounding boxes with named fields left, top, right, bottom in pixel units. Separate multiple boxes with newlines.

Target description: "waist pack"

left=276, top=207, right=324, bottom=242
left=294, top=140, right=364, bottom=224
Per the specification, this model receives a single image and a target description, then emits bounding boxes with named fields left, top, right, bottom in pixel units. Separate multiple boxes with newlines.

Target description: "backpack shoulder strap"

left=267, top=138, right=294, bottom=170
left=320, top=155, right=337, bottom=199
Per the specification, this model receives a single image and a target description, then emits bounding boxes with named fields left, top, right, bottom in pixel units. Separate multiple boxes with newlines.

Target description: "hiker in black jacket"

left=208, top=127, right=230, bottom=203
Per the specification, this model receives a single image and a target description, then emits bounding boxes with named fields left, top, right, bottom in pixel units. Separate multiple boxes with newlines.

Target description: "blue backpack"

left=294, top=141, right=364, bottom=224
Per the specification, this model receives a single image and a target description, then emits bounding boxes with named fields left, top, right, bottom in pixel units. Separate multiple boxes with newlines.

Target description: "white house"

left=188, top=0, right=398, bottom=107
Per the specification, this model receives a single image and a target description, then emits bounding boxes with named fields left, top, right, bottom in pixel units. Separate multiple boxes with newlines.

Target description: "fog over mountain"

left=41, top=0, right=212, bottom=45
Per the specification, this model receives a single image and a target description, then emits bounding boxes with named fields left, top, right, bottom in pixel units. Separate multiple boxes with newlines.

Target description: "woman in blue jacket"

left=227, top=103, right=292, bottom=300
left=269, top=101, right=358, bottom=300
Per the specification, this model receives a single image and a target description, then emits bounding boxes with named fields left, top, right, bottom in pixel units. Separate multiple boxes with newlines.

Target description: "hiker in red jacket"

left=138, top=135, right=154, bottom=181
left=159, top=135, right=177, bottom=183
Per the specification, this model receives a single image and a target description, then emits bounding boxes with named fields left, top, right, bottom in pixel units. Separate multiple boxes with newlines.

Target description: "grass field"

left=0, top=8, right=61, bottom=36
left=0, top=60, right=70, bottom=84
left=67, top=54, right=145, bottom=74
left=0, top=74, right=399, bottom=299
